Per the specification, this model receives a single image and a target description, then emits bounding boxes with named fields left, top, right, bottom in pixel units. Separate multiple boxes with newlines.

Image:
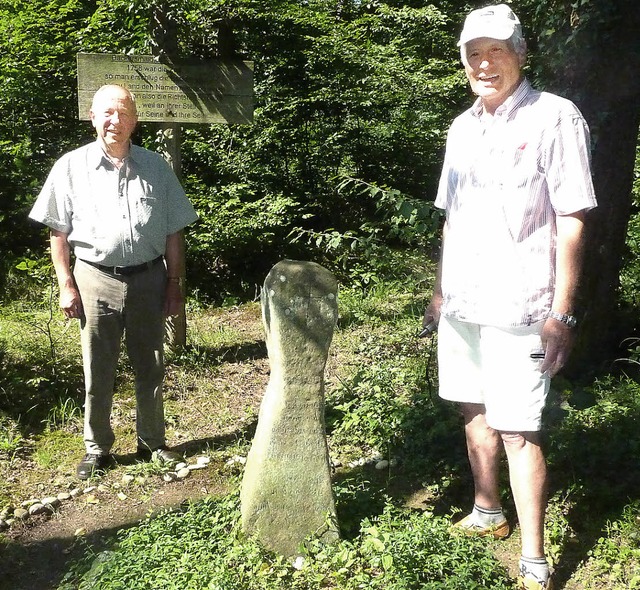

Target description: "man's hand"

left=541, top=212, right=586, bottom=377
left=50, top=229, right=83, bottom=319
left=164, top=281, right=184, bottom=317
left=540, top=317, right=576, bottom=377
left=60, top=284, right=83, bottom=319
left=421, top=294, right=442, bottom=336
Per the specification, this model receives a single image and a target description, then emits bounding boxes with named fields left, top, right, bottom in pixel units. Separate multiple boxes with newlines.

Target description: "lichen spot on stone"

left=279, top=275, right=287, bottom=282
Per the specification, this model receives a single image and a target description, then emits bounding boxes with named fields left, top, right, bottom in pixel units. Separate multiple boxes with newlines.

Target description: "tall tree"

left=0, top=0, right=96, bottom=263
left=519, top=0, right=640, bottom=373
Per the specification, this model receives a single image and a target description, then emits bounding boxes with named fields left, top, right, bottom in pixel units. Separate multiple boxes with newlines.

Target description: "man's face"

left=464, top=38, right=524, bottom=114
left=90, top=87, right=138, bottom=151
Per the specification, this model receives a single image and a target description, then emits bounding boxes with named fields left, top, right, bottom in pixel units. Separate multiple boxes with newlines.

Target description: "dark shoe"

left=136, top=445, right=181, bottom=464
left=77, top=453, right=112, bottom=480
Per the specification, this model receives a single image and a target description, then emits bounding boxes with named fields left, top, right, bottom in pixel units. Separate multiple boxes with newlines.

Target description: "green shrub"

left=577, top=502, right=640, bottom=589
left=60, top=491, right=512, bottom=590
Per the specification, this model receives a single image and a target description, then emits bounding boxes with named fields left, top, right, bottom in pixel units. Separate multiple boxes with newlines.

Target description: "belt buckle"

left=113, top=266, right=127, bottom=276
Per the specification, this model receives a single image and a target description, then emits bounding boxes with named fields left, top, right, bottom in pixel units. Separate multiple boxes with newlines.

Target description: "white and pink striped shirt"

left=435, top=78, right=597, bottom=327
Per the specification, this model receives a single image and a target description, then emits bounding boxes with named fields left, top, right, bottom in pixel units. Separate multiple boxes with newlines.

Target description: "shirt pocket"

left=130, top=173, right=164, bottom=230
left=133, top=194, right=160, bottom=229
left=510, top=141, right=546, bottom=190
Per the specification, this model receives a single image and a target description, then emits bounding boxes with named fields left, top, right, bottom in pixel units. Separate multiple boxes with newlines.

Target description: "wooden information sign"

left=77, top=53, right=253, bottom=124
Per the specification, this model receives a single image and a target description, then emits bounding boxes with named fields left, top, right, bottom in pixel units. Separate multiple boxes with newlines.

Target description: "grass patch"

left=575, top=502, right=640, bottom=589
left=58, top=491, right=513, bottom=590
left=33, top=430, right=83, bottom=471
left=0, top=414, right=26, bottom=458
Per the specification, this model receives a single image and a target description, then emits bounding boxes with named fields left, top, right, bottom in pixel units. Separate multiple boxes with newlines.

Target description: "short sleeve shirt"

left=435, top=79, right=597, bottom=327
left=29, top=141, right=199, bottom=266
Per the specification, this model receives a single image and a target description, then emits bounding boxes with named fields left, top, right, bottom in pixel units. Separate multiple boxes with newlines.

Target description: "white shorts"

left=437, top=315, right=550, bottom=432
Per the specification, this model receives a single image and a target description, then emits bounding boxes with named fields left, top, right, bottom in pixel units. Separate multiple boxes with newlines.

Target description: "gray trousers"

left=74, top=259, right=167, bottom=455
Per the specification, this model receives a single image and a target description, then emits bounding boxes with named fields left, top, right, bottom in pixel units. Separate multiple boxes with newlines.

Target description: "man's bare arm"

left=50, top=229, right=83, bottom=319
left=540, top=211, right=587, bottom=376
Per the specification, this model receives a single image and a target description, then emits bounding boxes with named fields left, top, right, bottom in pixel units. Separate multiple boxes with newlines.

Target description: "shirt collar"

left=89, top=139, right=135, bottom=170
left=470, top=78, right=533, bottom=120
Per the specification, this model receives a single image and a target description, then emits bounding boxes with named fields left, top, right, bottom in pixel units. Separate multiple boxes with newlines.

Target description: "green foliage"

left=325, top=279, right=432, bottom=455
left=0, top=414, right=26, bottom=459
left=44, top=396, right=83, bottom=431
left=539, top=375, right=640, bottom=583
left=33, top=429, right=81, bottom=469
left=59, top=492, right=512, bottom=590
left=330, top=362, right=411, bottom=454
left=0, top=303, right=84, bottom=434
left=3, top=254, right=55, bottom=307
left=0, top=0, right=96, bottom=269
left=0, top=0, right=466, bottom=300
left=583, top=502, right=640, bottom=589
left=549, top=376, right=640, bottom=490
left=185, top=176, right=301, bottom=300
left=176, top=0, right=464, bottom=297
left=290, top=178, right=442, bottom=287
left=618, top=130, right=640, bottom=309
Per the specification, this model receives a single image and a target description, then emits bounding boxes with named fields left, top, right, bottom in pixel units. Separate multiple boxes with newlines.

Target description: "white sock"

left=472, top=504, right=505, bottom=527
left=519, top=555, right=550, bottom=584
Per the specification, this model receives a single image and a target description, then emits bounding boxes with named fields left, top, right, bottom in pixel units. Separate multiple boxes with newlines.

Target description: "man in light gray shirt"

left=30, top=84, right=198, bottom=480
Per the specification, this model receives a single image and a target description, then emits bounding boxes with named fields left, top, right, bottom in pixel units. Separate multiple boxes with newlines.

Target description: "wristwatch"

left=167, top=277, right=185, bottom=288
left=548, top=310, right=577, bottom=328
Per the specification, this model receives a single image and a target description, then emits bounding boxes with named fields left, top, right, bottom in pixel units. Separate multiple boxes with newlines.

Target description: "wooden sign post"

left=76, top=53, right=253, bottom=346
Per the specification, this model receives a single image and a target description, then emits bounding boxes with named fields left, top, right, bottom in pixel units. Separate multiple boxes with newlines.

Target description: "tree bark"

left=551, top=1, right=640, bottom=375
left=572, top=102, right=640, bottom=375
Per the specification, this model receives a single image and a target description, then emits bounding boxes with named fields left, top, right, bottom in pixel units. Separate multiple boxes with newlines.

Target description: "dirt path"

left=0, top=305, right=268, bottom=590
left=1, top=467, right=234, bottom=590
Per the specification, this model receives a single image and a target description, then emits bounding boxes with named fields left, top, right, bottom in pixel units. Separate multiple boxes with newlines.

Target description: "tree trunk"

left=571, top=102, right=640, bottom=376
left=556, top=1, right=640, bottom=376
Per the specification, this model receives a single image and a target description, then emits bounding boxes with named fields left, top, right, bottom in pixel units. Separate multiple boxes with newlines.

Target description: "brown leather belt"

left=83, top=256, right=163, bottom=276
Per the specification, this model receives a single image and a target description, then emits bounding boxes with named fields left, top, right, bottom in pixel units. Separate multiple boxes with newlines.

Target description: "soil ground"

left=0, top=469, right=231, bottom=590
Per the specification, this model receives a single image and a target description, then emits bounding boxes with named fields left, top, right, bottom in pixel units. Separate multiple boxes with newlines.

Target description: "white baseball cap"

left=458, top=4, right=521, bottom=46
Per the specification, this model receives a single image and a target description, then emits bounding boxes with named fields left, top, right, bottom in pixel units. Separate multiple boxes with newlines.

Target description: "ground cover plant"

left=57, top=495, right=514, bottom=590
left=1, top=251, right=639, bottom=589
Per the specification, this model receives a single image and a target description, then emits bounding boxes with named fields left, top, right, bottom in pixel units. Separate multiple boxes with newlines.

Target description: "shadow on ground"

left=0, top=421, right=259, bottom=590
left=1, top=519, right=135, bottom=590
left=545, top=383, right=640, bottom=587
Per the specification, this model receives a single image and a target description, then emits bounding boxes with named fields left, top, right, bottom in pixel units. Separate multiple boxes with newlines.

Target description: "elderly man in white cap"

left=422, top=4, right=596, bottom=589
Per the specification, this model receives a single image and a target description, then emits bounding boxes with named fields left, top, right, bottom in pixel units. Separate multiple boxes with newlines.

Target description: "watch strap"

left=548, top=310, right=577, bottom=328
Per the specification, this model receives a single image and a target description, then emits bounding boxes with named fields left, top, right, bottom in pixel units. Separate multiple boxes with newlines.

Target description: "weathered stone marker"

left=240, top=259, right=340, bottom=556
